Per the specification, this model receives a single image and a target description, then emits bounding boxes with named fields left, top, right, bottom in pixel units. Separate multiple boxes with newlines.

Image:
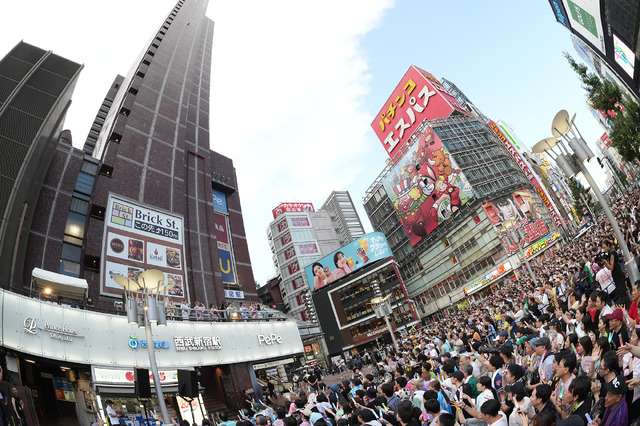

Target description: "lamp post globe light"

left=533, top=110, right=640, bottom=287
left=113, top=269, right=171, bottom=424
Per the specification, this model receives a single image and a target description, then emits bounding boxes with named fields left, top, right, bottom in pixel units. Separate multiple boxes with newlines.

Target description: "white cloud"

left=2, top=0, right=394, bottom=284
left=209, top=0, right=394, bottom=282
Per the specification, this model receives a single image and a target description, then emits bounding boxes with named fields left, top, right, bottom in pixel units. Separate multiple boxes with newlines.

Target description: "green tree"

left=567, top=176, right=593, bottom=220
left=565, top=53, right=640, bottom=162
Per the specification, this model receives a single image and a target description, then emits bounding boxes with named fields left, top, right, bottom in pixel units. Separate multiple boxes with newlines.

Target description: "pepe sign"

left=110, top=238, right=125, bottom=254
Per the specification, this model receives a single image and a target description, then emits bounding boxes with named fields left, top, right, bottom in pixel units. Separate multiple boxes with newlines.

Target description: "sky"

left=3, top=0, right=611, bottom=286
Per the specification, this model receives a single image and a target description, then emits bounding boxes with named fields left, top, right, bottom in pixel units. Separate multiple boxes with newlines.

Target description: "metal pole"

left=579, top=193, right=595, bottom=222
left=144, top=298, right=170, bottom=423
left=511, top=230, right=539, bottom=287
left=578, top=162, right=640, bottom=285
left=382, top=304, right=398, bottom=349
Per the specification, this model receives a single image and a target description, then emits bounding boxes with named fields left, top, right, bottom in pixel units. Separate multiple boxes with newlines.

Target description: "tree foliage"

left=568, top=176, right=594, bottom=219
left=565, top=53, right=640, bottom=162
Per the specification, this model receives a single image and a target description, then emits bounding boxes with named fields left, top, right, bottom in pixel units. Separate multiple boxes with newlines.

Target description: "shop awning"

left=95, top=384, right=179, bottom=397
left=31, top=268, right=88, bottom=300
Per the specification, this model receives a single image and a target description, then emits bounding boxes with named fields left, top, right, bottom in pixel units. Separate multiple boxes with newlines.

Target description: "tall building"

left=267, top=205, right=341, bottom=320
left=22, top=0, right=258, bottom=307
left=365, top=68, right=564, bottom=319
left=0, top=41, right=83, bottom=289
left=320, top=190, right=366, bottom=246
left=548, top=0, right=640, bottom=97
left=1, top=2, right=305, bottom=421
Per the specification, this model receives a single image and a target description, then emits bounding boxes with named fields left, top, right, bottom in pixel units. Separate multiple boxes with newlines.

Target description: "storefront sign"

left=224, top=289, right=244, bottom=299
left=128, top=336, right=170, bottom=349
left=258, top=334, right=283, bottom=346
left=101, top=195, right=189, bottom=300
left=93, top=367, right=178, bottom=384
left=253, top=358, right=295, bottom=370
left=23, top=317, right=82, bottom=342
left=463, top=262, right=512, bottom=295
left=272, top=202, right=315, bottom=219
left=3, top=290, right=304, bottom=368
left=174, top=336, right=221, bottom=351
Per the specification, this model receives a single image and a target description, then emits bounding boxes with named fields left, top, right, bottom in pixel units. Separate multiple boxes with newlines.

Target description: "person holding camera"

left=599, top=240, right=630, bottom=307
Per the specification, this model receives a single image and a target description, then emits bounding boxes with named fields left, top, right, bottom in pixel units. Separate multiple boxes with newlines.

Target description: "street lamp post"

left=370, top=283, right=398, bottom=349
left=113, top=269, right=170, bottom=424
left=534, top=110, right=640, bottom=286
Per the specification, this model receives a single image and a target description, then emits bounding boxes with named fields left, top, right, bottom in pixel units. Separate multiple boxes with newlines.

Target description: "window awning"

left=31, top=268, right=88, bottom=300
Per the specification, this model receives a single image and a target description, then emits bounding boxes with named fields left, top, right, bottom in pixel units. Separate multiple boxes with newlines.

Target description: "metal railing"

left=6, top=284, right=291, bottom=323
left=164, top=305, right=289, bottom=322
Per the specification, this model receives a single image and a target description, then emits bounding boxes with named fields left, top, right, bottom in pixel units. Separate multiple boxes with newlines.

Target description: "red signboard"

left=280, top=232, right=291, bottom=247
left=272, top=202, right=315, bottom=219
left=600, top=132, right=612, bottom=147
left=277, top=219, right=288, bottom=233
left=372, top=65, right=467, bottom=159
left=284, top=246, right=296, bottom=260
left=288, top=261, right=300, bottom=275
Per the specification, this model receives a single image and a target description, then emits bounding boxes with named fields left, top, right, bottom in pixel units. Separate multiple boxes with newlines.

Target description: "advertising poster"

left=482, top=189, right=540, bottom=232
left=371, top=65, right=467, bottom=160
left=488, top=121, right=564, bottom=230
left=214, top=212, right=237, bottom=285
left=482, top=189, right=552, bottom=255
left=562, top=0, right=606, bottom=55
left=613, top=34, right=635, bottom=78
left=548, top=0, right=572, bottom=28
left=101, top=195, right=188, bottom=300
left=212, top=189, right=228, bottom=213
left=305, top=232, right=392, bottom=291
left=380, top=126, right=474, bottom=246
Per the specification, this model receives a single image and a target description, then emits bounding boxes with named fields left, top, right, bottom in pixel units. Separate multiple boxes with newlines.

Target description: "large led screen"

left=304, top=232, right=392, bottom=291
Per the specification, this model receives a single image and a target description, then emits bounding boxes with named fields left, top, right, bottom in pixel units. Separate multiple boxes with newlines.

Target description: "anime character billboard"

left=381, top=126, right=474, bottom=246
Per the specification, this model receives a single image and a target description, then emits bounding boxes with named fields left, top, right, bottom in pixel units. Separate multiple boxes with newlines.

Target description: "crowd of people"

left=163, top=300, right=273, bottom=321
left=220, top=191, right=640, bottom=426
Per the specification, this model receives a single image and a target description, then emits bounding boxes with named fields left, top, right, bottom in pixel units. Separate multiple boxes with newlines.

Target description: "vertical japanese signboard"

left=372, top=65, right=467, bottom=160
left=212, top=189, right=237, bottom=285
left=101, top=195, right=188, bottom=299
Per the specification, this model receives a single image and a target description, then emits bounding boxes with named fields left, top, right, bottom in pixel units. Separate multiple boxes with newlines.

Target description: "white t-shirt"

left=107, top=405, right=121, bottom=424
left=596, top=269, right=615, bottom=294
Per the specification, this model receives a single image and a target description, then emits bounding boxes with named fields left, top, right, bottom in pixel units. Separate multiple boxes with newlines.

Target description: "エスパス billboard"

left=305, top=232, right=392, bottom=291
left=101, top=195, right=188, bottom=299
left=380, top=126, right=474, bottom=246
left=372, top=65, right=467, bottom=160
